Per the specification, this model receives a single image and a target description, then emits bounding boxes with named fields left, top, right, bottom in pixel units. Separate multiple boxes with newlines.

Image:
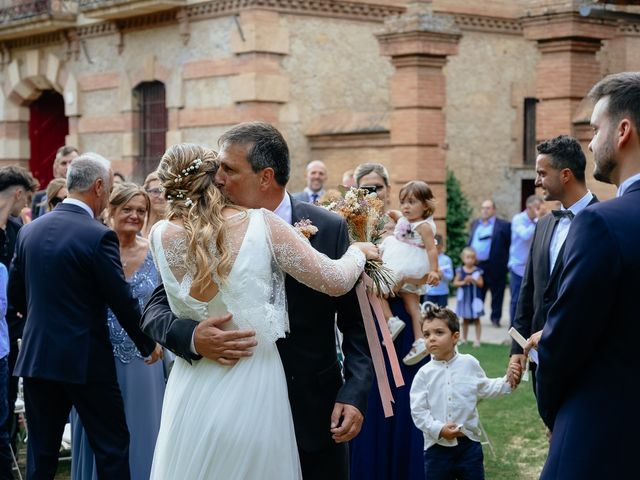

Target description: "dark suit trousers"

left=300, top=442, right=348, bottom=480
left=23, top=378, right=130, bottom=480
left=478, top=261, right=506, bottom=324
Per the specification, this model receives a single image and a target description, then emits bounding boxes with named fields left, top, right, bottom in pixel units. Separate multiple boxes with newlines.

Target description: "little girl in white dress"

left=380, top=181, right=440, bottom=365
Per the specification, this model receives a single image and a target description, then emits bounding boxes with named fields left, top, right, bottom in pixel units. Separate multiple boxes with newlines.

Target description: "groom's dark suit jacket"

left=536, top=181, right=640, bottom=479
left=141, top=197, right=373, bottom=461
left=511, top=195, right=598, bottom=358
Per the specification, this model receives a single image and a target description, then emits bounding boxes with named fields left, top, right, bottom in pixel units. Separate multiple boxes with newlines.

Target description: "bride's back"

left=150, top=209, right=288, bottom=343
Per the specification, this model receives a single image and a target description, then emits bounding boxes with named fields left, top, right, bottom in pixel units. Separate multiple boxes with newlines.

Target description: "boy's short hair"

left=421, top=302, right=460, bottom=333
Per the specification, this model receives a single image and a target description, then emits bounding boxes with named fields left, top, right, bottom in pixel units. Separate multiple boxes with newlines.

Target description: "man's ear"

left=617, top=118, right=633, bottom=150
left=94, top=177, right=104, bottom=196
left=452, top=331, right=460, bottom=343
left=259, top=167, right=275, bottom=189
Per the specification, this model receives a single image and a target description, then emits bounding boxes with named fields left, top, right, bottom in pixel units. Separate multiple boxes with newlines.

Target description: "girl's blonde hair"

left=399, top=180, right=435, bottom=218
left=460, top=246, right=478, bottom=264
left=156, top=144, right=232, bottom=287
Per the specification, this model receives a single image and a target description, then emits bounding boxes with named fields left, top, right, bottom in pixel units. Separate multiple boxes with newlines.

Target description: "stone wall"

left=444, top=30, right=539, bottom=220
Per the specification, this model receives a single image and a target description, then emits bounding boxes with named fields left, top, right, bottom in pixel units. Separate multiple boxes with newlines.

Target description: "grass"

left=458, top=343, right=548, bottom=479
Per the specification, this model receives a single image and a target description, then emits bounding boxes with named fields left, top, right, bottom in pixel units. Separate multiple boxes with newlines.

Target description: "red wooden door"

left=29, top=90, right=69, bottom=188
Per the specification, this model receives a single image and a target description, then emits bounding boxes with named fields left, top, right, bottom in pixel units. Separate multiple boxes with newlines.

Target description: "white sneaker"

left=387, top=316, right=406, bottom=341
left=403, top=338, right=429, bottom=366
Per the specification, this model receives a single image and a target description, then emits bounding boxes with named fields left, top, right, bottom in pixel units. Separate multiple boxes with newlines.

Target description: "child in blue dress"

left=453, top=247, right=484, bottom=347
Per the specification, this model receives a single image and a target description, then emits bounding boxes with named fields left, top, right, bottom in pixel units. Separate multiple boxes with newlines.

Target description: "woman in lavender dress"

left=71, top=183, right=165, bottom=480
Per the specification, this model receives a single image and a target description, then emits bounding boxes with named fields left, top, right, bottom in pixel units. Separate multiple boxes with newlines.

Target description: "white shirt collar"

left=62, top=198, right=94, bottom=218
left=564, top=190, right=593, bottom=215
left=274, top=192, right=292, bottom=224
left=617, top=172, right=640, bottom=197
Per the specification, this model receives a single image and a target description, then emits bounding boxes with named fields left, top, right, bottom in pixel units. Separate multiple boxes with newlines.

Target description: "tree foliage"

left=446, top=169, right=473, bottom=267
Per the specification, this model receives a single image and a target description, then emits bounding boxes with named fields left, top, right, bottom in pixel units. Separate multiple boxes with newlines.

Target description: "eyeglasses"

left=50, top=196, right=65, bottom=207
left=361, top=184, right=385, bottom=194
left=146, top=188, right=162, bottom=196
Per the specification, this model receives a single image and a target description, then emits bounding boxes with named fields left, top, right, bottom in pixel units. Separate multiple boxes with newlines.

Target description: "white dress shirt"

left=275, top=192, right=292, bottom=224
left=62, top=198, right=94, bottom=218
left=410, top=352, right=511, bottom=450
left=549, top=190, right=593, bottom=274
left=617, top=172, right=640, bottom=197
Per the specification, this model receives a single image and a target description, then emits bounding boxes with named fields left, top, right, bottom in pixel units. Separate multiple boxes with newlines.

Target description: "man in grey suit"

left=508, top=135, right=596, bottom=390
left=292, top=160, right=327, bottom=203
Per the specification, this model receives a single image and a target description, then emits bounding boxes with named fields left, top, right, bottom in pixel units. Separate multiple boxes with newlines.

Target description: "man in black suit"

left=532, top=72, right=640, bottom=479
left=508, top=135, right=596, bottom=391
left=9, top=153, right=160, bottom=479
left=0, top=166, right=38, bottom=479
left=141, top=122, right=372, bottom=480
left=467, top=200, right=511, bottom=326
left=30, top=145, right=78, bottom=220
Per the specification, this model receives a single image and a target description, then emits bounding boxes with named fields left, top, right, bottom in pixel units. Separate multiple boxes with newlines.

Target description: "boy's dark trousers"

left=424, top=437, right=484, bottom=480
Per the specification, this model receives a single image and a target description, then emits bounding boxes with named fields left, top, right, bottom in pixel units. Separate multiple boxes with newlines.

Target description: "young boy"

left=410, top=303, right=521, bottom=479
left=424, top=234, right=454, bottom=307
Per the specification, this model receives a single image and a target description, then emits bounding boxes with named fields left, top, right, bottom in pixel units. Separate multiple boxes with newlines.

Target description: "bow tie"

left=551, top=209, right=575, bottom=220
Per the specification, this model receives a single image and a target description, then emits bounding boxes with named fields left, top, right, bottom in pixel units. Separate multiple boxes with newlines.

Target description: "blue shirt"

left=470, top=217, right=495, bottom=261
left=617, top=172, right=640, bottom=197
left=507, top=210, right=537, bottom=277
left=428, top=253, right=453, bottom=296
left=0, top=263, right=8, bottom=359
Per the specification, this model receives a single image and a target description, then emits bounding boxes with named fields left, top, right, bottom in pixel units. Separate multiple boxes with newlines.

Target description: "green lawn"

left=458, top=343, right=548, bottom=479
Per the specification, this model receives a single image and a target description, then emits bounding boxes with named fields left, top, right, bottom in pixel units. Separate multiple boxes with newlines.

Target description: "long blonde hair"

left=156, top=144, right=231, bottom=287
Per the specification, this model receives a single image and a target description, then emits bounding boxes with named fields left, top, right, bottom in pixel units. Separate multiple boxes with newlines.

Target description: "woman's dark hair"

left=421, top=302, right=460, bottom=333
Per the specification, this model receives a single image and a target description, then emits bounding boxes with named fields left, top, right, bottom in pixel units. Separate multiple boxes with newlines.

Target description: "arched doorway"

left=29, top=90, right=69, bottom=188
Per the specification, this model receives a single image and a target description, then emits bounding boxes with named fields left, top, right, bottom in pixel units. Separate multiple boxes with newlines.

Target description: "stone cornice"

left=453, top=14, right=522, bottom=35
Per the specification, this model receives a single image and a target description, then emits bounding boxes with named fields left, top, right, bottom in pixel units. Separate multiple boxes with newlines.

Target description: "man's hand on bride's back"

left=194, top=314, right=257, bottom=366
left=353, top=242, right=380, bottom=261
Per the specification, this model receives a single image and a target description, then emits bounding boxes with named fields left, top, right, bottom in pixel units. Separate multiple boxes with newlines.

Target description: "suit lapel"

left=539, top=215, right=556, bottom=280
left=545, top=195, right=599, bottom=292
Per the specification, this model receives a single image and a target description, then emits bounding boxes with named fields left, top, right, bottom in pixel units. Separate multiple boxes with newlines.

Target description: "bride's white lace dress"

left=148, top=208, right=365, bottom=479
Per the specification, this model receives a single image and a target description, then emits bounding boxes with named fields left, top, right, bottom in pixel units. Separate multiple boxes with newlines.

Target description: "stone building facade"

left=0, top=0, right=638, bottom=229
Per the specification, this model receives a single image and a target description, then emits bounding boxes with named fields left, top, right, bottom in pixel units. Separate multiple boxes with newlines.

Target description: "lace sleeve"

left=262, top=209, right=365, bottom=296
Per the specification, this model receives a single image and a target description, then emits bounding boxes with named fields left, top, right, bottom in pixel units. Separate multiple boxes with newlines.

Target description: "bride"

left=148, top=144, right=377, bottom=479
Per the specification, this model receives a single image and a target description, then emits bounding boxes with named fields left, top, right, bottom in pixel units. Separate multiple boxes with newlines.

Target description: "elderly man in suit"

left=528, top=72, right=640, bottom=479
left=9, top=153, right=160, bottom=479
left=141, top=122, right=372, bottom=480
left=292, top=160, right=328, bottom=203
left=508, top=135, right=596, bottom=392
left=467, top=200, right=511, bottom=326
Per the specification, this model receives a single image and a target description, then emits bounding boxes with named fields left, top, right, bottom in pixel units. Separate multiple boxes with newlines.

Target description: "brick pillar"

left=522, top=8, right=616, bottom=141
left=230, top=9, right=289, bottom=124
left=377, top=2, right=460, bottom=232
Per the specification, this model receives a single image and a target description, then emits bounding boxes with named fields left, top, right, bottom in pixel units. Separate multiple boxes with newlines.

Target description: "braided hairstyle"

left=156, top=143, right=233, bottom=287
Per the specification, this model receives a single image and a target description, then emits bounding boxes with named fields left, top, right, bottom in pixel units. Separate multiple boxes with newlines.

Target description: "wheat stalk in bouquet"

left=322, top=188, right=396, bottom=295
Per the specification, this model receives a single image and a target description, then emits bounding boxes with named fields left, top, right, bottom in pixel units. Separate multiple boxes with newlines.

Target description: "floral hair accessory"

left=293, top=218, right=318, bottom=239
left=184, top=198, right=194, bottom=207
left=174, top=158, right=203, bottom=184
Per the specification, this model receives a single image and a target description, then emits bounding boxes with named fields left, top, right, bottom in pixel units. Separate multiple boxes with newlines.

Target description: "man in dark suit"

left=30, top=145, right=78, bottom=220
left=9, top=153, right=160, bottom=479
left=532, top=72, right=640, bottom=479
left=467, top=200, right=511, bottom=326
left=0, top=166, right=38, bottom=479
left=141, top=122, right=372, bottom=480
left=508, top=135, right=596, bottom=392
left=292, top=160, right=327, bottom=203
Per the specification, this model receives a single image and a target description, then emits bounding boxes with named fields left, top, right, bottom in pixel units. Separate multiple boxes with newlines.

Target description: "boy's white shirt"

left=409, top=351, right=511, bottom=450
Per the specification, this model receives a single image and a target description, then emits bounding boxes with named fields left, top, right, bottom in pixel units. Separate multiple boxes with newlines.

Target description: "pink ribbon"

left=355, top=273, right=405, bottom=418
